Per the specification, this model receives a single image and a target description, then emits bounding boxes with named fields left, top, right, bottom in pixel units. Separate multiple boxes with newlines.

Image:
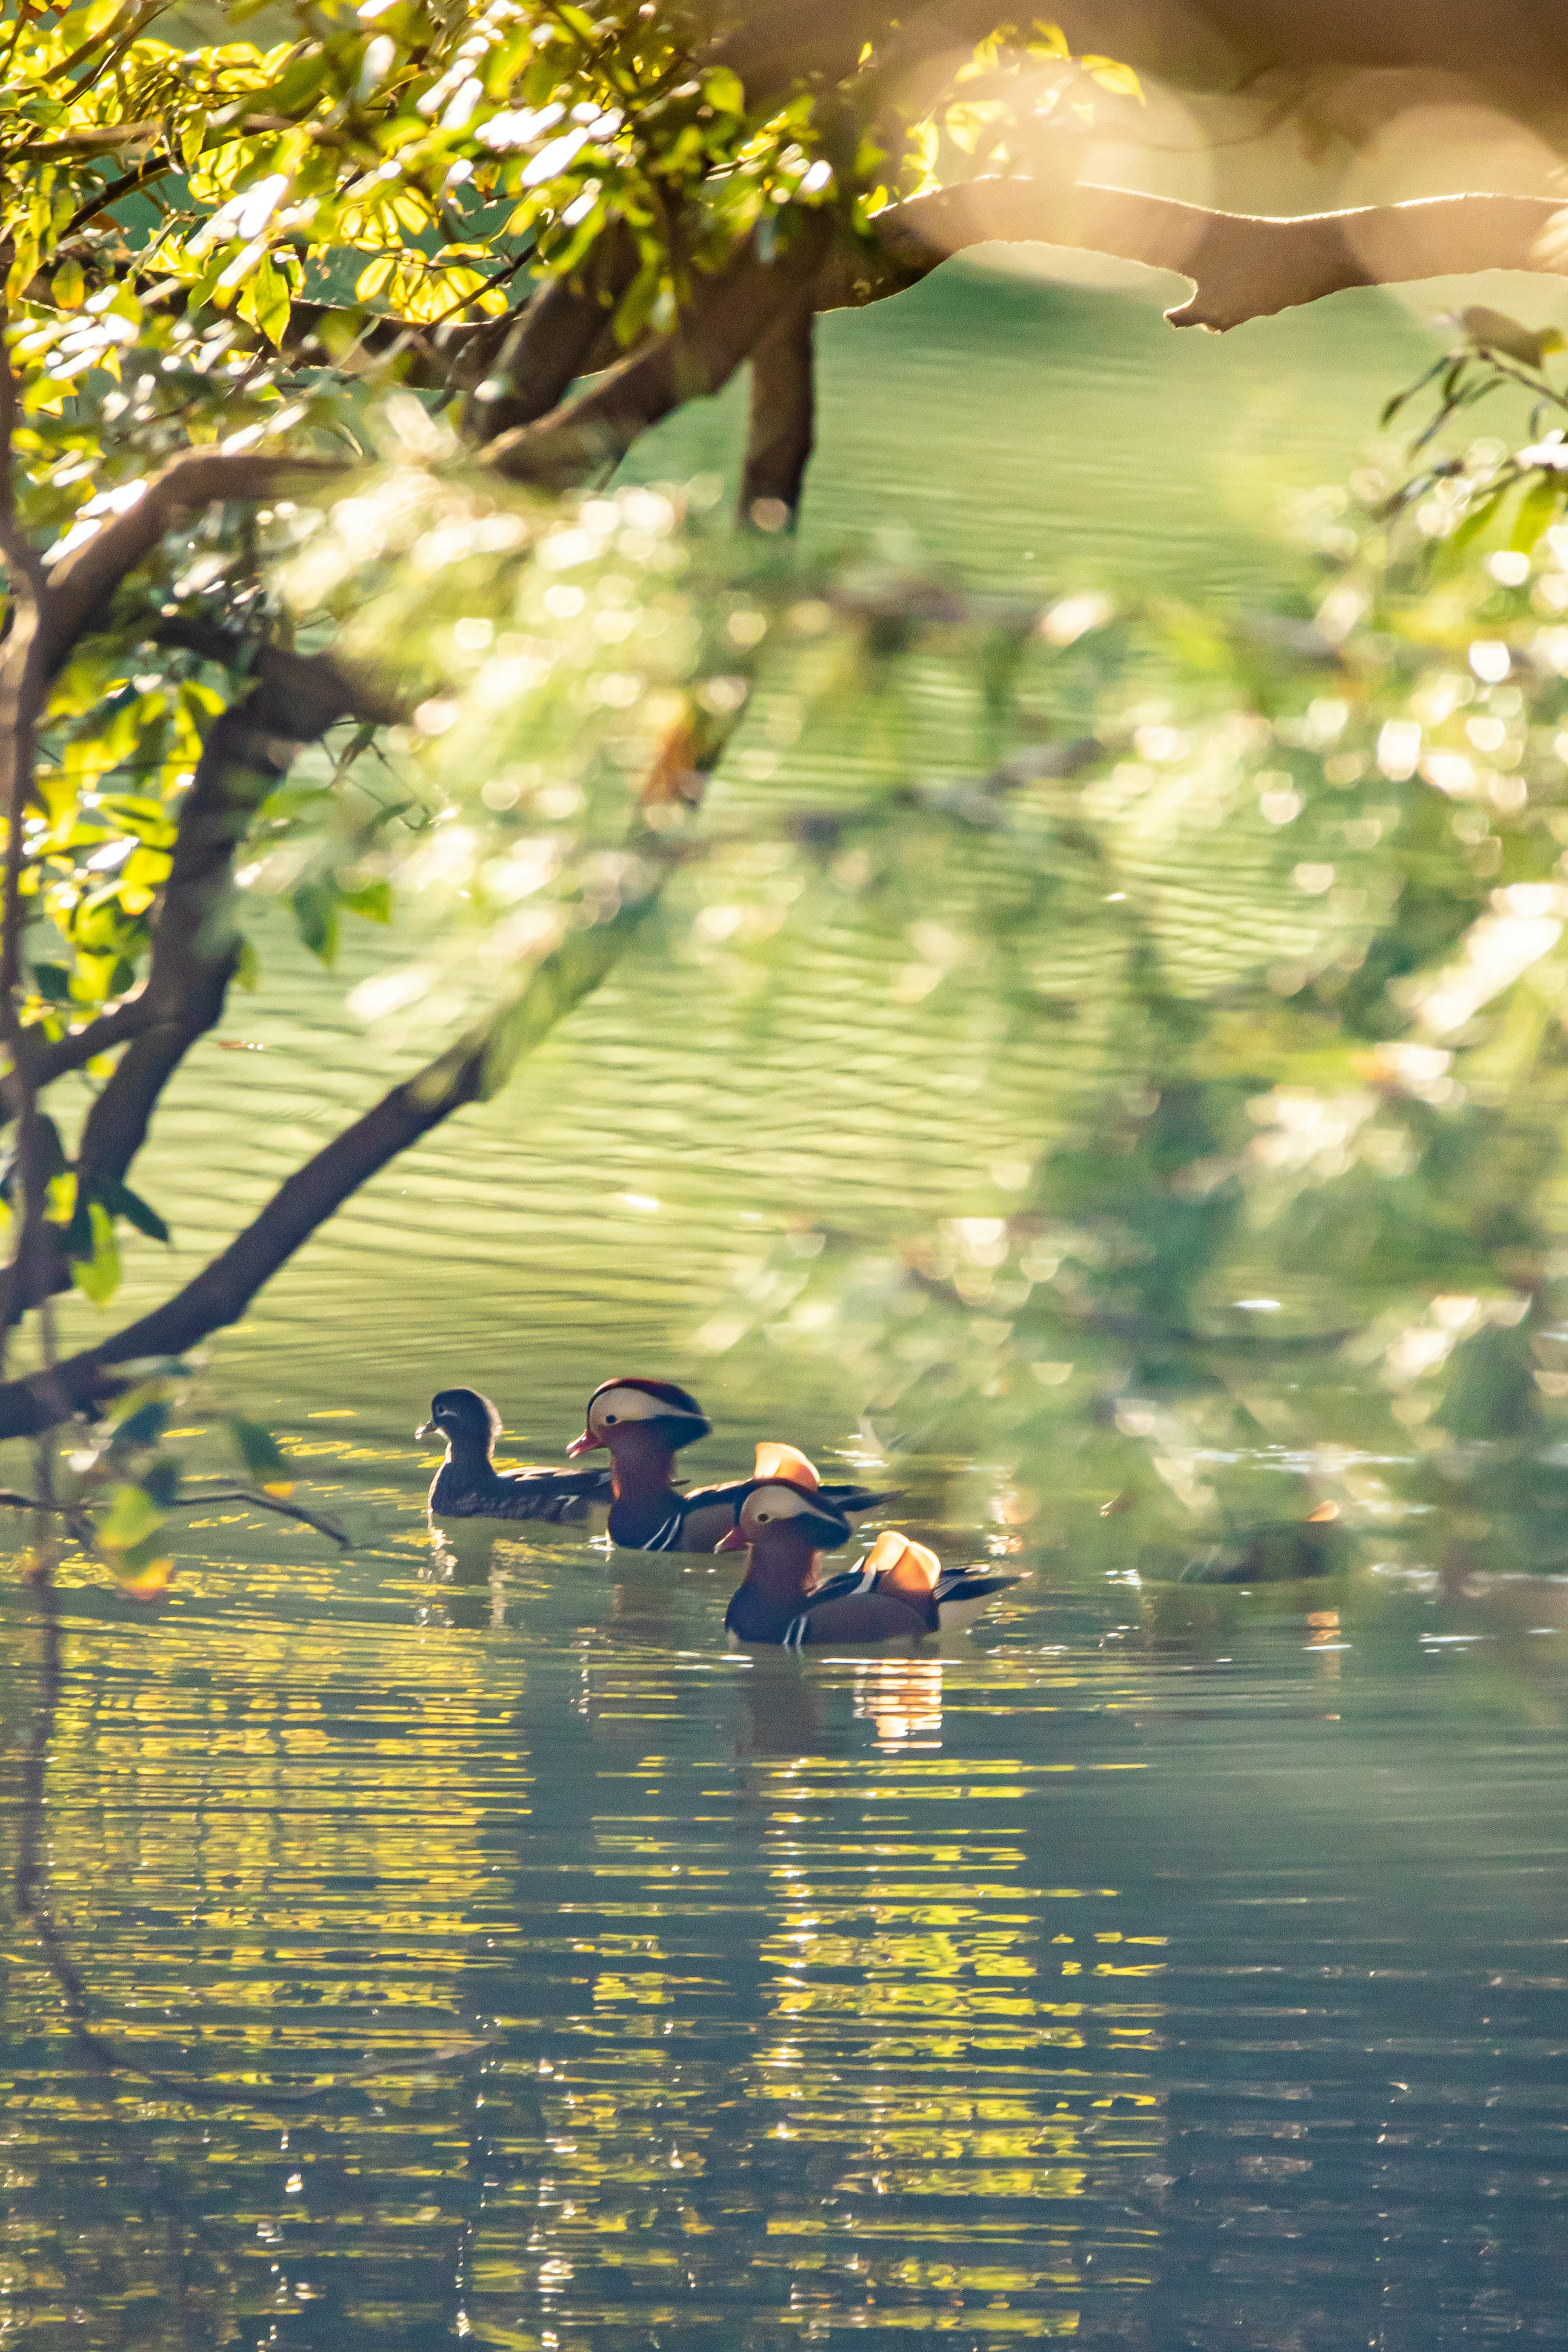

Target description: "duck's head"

left=418, top=1388, right=502, bottom=1454
left=716, top=1442, right=854, bottom=1559
left=566, top=1377, right=711, bottom=1460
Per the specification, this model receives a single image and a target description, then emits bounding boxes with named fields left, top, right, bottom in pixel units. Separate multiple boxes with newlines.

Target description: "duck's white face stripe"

left=740, top=1482, right=822, bottom=1538
left=590, top=1385, right=688, bottom=1435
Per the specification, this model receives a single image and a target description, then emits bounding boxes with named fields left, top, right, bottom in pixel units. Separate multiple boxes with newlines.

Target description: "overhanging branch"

left=11, top=633, right=400, bottom=1117
left=483, top=211, right=834, bottom=488
left=0, top=895, right=663, bottom=1440
left=737, top=297, right=815, bottom=527
left=43, top=447, right=349, bottom=664
left=842, top=181, right=1568, bottom=334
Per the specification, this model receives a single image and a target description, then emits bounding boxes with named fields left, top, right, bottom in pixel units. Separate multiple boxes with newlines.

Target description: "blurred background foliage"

left=173, top=301, right=1568, bottom=1597
left=16, top=0, right=1568, bottom=1598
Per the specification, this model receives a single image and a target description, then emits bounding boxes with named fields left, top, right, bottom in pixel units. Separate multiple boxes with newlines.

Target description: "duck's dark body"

left=725, top=1558, right=1018, bottom=1647
left=421, top=1387, right=614, bottom=1524
left=430, top=1454, right=613, bottom=1523
left=609, top=1476, right=886, bottom=1554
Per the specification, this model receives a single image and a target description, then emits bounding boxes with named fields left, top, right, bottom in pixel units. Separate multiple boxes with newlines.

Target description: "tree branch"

left=484, top=210, right=834, bottom=488
left=42, top=448, right=348, bottom=667
left=464, top=223, right=637, bottom=447
left=5, top=633, right=400, bottom=1120
left=0, top=896, right=661, bottom=1440
left=71, top=634, right=398, bottom=1209
left=842, top=180, right=1568, bottom=334
left=737, top=297, right=815, bottom=527
left=25, top=993, right=158, bottom=1089
left=0, top=321, right=61, bottom=1346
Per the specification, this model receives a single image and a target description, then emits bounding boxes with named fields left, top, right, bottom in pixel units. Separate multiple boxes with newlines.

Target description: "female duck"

left=719, top=1470, right=1017, bottom=1646
left=566, top=1377, right=890, bottom=1552
left=420, top=1388, right=614, bottom=1522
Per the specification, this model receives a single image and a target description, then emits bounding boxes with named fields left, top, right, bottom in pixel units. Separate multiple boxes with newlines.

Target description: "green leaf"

left=1512, top=472, right=1560, bottom=554
left=96, top=1174, right=172, bottom=1244
left=270, top=48, right=330, bottom=113
left=98, top=1480, right=164, bottom=1552
left=243, top=255, right=292, bottom=347
left=704, top=65, right=746, bottom=116
left=1460, top=306, right=1554, bottom=367
left=1080, top=55, right=1143, bottom=99
left=1029, top=20, right=1072, bottom=58
left=1449, top=483, right=1508, bottom=554
left=228, top=1416, right=291, bottom=1491
left=110, top=1399, right=172, bottom=1453
left=338, top=879, right=392, bottom=923
left=139, top=1452, right=183, bottom=1506
left=71, top=1199, right=121, bottom=1306
left=290, top=878, right=339, bottom=965
left=110, top=1530, right=174, bottom=1583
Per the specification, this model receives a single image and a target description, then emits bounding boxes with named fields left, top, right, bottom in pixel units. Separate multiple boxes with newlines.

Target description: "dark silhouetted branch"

left=841, top=180, right=1567, bottom=334
left=0, top=887, right=664, bottom=1438
left=485, top=210, right=834, bottom=488
left=64, top=636, right=403, bottom=1254
left=465, top=224, right=637, bottom=446
left=43, top=447, right=348, bottom=663
left=737, top=298, right=815, bottom=527
left=0, top=1032, right=492, bottom=1432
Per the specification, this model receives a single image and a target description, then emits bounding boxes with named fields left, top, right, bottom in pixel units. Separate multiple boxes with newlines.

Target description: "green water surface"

left=5, top=263, right=1568, bottom=2352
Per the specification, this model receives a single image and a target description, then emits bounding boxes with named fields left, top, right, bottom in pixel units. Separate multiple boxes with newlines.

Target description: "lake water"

left=6, top=261, right=1568, bottom=2350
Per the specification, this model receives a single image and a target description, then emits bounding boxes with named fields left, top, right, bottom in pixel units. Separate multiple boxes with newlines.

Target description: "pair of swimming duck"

left=417, top=1375, right=1016, bottom=1646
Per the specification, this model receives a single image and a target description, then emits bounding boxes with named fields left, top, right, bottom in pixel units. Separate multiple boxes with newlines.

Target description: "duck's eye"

left=604, top=1413, right=618, bottom=1424
left=756, top=1511, right=771, bottom=1523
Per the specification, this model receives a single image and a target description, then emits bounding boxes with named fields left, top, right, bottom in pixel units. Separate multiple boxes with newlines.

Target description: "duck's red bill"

left=566, top=1429, right=602, bottom=1457
left=715, top=1526, right=748, bottom=1552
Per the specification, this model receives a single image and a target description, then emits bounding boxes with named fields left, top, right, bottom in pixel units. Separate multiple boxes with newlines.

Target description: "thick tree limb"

left=73, top=637, right=400, bottom=1208
left=464, top=225, right=637, bottom=447
left=842, top=181, right=1568, bottom=334
left=737, top=299, right=816, bottom=527
left=484, top=211, right=834, bottom=488
left=43, top=447, right=348, bottom=667
left=9, top=634, right=400, bottom=1116
left=25, top=994, right=158, bottom=1090
left=0, top=1033, right=491, bottom=1432
left=0, top=893, right=662, bottom=1439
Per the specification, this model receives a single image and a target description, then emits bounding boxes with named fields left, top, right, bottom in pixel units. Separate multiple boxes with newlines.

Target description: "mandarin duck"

left=566, top=1378, right=892, bottom=1552
left=718, top=1460, right=1017, bottom=1646
left=419, top=1388, right=615, bottom=1522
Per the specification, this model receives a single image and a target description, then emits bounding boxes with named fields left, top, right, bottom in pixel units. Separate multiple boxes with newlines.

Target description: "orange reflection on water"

left=851, top=1654, right=945, bottom=1748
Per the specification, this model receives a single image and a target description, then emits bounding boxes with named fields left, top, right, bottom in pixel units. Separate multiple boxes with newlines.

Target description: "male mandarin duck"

left=566, top=1378, right=891, bottom=1552
left=419, top=1388, right=615, bottom=1523
left=718, top=1454, right=1018, bottom=1646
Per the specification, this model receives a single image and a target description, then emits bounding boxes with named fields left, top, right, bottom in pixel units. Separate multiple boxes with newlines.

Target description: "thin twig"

left=167, top=1487, right=350, bottom=1545
left=0, top=1481, right=346, bottom=1543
